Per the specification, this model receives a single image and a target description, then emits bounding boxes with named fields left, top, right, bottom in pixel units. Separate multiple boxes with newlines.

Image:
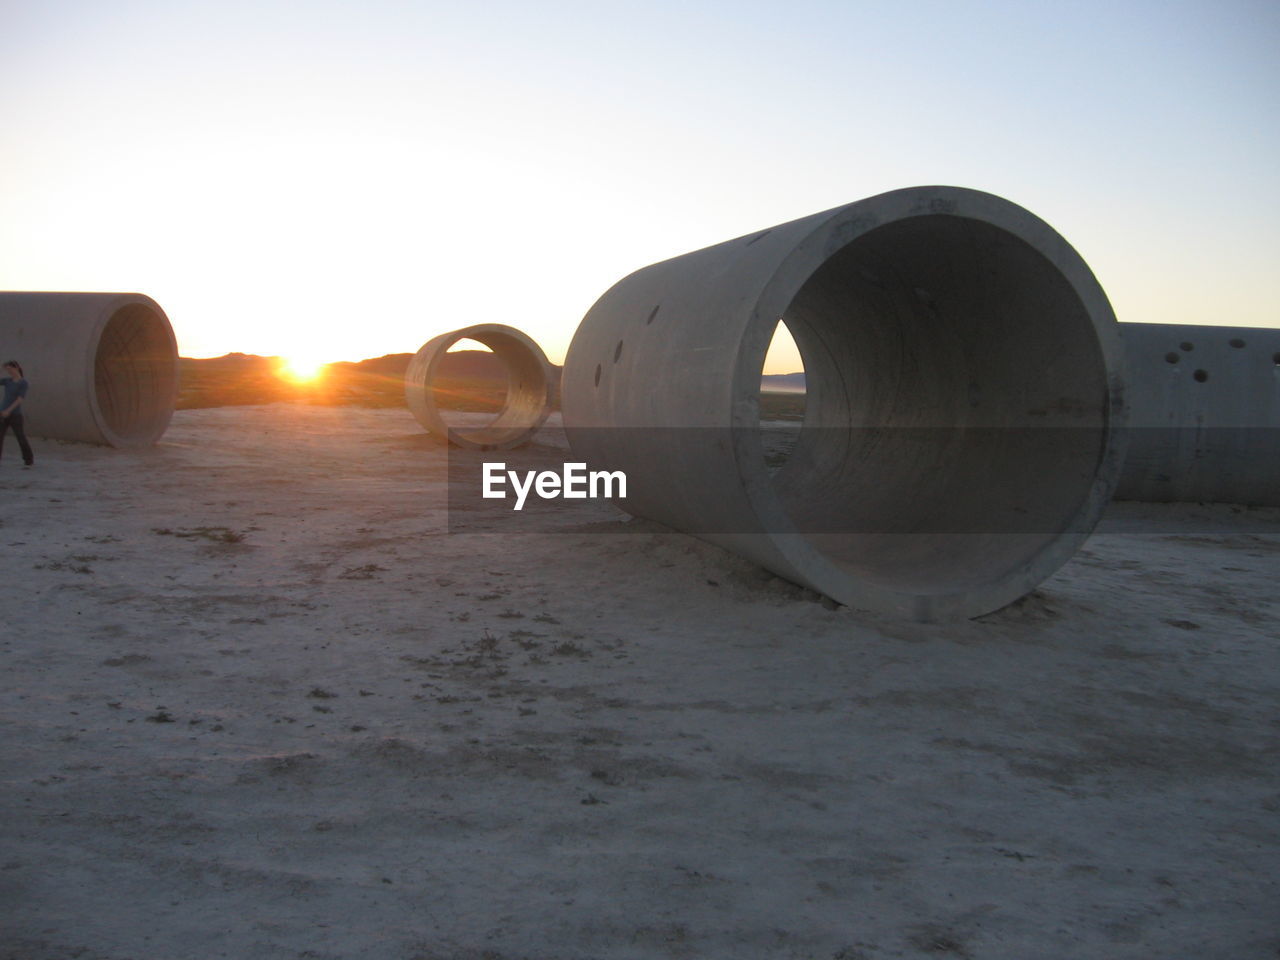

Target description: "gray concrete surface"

left=405, top=323, right=555, bottom=449
left=562, top=186, right=1125, bottom=621
left=0, top=291, right=178, bottom=447
left=1118, top=322, right=1280, bottom=505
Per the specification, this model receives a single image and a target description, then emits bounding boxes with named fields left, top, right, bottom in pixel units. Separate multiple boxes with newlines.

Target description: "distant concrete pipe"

left=562, top=186, right=1125, bottom=621
left=0, top=292, right=178, bottom=447
left=405, top=323, right=555, bottom=449
left=1117, top=323, right=1280, bottom=505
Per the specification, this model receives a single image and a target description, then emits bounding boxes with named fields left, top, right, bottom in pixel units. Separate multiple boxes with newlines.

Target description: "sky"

left=1, top=0, right=1277, bottom=375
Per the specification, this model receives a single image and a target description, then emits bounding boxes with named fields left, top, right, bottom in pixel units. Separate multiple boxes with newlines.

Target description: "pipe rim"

left=405, top=323, right=554, bottom=450
left=731, top=186, right=1126, bottom=619
left=85, top=294, right=179, bottom=448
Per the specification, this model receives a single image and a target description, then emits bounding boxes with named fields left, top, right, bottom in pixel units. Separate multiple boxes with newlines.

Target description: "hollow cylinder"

left=0, top=292, right=179, bottom=447
left=562, top=186, right=1126, bottom=621
left=405, top=323, right=555, bottom=450
left=1117, top=323, right=1280, bottom=505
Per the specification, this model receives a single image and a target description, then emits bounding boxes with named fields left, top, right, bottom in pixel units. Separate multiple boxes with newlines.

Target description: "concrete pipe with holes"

left=405, top=323, right=555, bottom=449
left=0, top=292, right=179, bottom=447
left=1117, top=322, right=1280, bottom=505
left=561, top=186, right=1126, bottom=621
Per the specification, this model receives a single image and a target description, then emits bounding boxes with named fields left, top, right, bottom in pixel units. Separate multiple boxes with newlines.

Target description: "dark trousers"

left=0, top=411, right=33, bottom=465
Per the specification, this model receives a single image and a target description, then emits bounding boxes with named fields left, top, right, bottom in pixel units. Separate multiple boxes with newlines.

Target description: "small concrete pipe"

left=405, top=323, right=555, bottom=449
left=0, top=292, right=179, bottom=447
left=1117, top=323, right=1280, bottom=505
left=562, top=186, right=1126, bottom=621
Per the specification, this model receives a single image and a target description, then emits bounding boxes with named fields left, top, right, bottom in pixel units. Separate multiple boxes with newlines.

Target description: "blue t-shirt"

left=1, top=377, right=28, bottom=413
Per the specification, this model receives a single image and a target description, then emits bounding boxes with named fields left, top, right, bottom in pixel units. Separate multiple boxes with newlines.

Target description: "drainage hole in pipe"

left=613, top=340, right=624, bottom=363
left=759, top=319, right=805, bottom=474
left=1180, top=341, right=1194, bottom=352
left=1229, top=338, right=1245, bottom=348
left=1193, top=369, right=1209, bottom=383
left=1274, top=352, right=1280, bottom=366
left=434, top=338, right=509, bottom=430
left=1164, top=352, right=1179, bottom=364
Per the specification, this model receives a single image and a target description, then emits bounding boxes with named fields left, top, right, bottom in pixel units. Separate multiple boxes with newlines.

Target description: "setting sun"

left=277, top=354, right=330, bottom=383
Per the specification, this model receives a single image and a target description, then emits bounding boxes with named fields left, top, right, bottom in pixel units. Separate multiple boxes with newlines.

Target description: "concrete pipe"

left=0, top=292, right=178, bottom=447
left=562, top=186, right=1126, bottom=621
left=405, top=323, right=555, bottom=450
left=1117, top=323, right=1280, bottom=505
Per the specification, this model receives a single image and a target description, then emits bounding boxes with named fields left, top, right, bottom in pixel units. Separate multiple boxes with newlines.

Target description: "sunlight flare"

left=277, top=353, right=330, bottom=383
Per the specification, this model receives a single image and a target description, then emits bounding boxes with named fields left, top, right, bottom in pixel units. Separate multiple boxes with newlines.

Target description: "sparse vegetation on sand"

left=152, top=526, right=247, bottom=544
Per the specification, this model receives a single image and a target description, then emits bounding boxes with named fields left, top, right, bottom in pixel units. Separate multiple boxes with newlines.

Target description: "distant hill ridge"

left=178, top=352, right=806, bottom=410
left=177, top=350, right=518, bottom=410
left=760, top=372, right=806, bottom=393
left=187, top=350, right=507, bottom=378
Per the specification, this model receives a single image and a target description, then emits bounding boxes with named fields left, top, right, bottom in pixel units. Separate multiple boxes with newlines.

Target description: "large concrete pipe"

left=405, top=323, right=555, bottom=450
left=562, top=186, right=1125, bottom=621
left=1117, top=323, right=1280, bottom=505
left=0, top=292, right=178, bottom=447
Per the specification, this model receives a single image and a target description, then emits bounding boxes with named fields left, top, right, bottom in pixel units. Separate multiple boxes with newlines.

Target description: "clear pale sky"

left=1, top=0, right=1276, bottom=374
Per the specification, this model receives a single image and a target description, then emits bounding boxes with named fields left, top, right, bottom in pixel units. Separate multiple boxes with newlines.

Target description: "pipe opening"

left=758, top=320, right=806, bottom=473
left=444, top=332, right=546, bottom=447
left=433, top=339, right=511, bottom=429
left=94, top=303, right=178, bottom=444
left=765, top=215, right=1108, bottom=596
left=406, top=324, right=553, bottom=449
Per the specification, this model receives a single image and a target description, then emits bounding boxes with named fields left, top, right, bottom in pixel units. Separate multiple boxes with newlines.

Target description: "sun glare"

left=278, top=354, right=330, bottom=383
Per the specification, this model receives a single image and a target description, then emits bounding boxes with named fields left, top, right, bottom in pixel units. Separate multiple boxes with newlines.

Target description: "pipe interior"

left=769, top=215, right=1109, bottom=595
left=433, top=341, right=510, bottom=423
left=434, top=333, right=548, bottom=447
left=94, top=304, right=177, bottom=441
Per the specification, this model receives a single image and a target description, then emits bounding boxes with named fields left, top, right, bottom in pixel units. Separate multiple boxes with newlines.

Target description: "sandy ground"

left=1, top=403, right=1277, bottom=960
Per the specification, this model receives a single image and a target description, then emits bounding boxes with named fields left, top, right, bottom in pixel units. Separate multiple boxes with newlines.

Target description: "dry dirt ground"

left=1, top=404, right=1277, bottom=960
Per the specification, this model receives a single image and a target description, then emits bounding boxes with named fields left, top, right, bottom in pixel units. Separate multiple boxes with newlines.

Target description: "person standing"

left=0, top=360, right=34, bottom=468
